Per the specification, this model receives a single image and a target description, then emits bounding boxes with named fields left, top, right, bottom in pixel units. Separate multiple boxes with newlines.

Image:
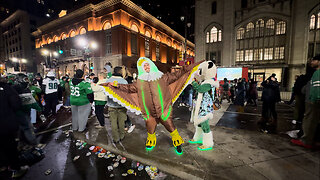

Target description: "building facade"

left=32, top=0, right=195, bottom=77
left=0, top=10, right=40, bottom=73
left=195, top=0, right=320, bottom=89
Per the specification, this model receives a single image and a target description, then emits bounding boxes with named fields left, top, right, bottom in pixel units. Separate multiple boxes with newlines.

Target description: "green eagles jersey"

left=29, top=85, right=41, bottom=99
left=70, top=80, right=93, bottom=106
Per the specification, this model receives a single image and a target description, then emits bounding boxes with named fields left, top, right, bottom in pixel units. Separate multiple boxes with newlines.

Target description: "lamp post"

left=77, top=37, right=98, bottom=73
left=180, top=16, right=191, bottom=63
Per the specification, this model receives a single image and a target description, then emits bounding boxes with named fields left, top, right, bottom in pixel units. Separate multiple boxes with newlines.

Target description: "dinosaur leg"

left=189, top=125, right=203, bottom=144
left=198, top=120, right=214, bottom=151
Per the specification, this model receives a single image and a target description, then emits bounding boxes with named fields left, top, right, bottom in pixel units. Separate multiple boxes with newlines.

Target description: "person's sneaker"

left=11, top=165, right=29, bottom=178
left=95, top=125, right=104, bottom=129
left=291, top=139, right=313, bottom=149
left=175, top=145, right=183, bottom=154
left=127, top=124, right=135, bottom=133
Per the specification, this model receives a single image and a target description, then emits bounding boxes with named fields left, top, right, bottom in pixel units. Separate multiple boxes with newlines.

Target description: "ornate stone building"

left=195, top=0, right=320, bottom=89
left=32, top=0, right=195, bottom=77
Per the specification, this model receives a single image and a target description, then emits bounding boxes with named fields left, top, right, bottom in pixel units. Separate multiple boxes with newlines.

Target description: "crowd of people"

left=0, top=63, right=136, bottom=178
left=1, top=55, right=319, bottom=178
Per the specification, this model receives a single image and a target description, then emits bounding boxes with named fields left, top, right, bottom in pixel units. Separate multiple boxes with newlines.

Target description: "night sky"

left=0, top=0, right=195, bottom=42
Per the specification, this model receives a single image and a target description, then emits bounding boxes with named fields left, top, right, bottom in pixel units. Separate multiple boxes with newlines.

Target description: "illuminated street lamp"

left=41, top=49, right=59, bottom=68
left=11, top=57, right=27, bottom=72
left=76, top=37, right=98, bottom=73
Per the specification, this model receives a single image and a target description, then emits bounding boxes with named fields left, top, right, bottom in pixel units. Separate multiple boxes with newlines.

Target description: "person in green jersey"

left=291, top=55, right=320, bottom=148
left=70, top=69, right=94, bottom=132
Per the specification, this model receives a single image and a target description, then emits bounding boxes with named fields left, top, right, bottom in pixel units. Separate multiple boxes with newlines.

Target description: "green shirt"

left=29, top=85, right=41, bottom=98
left=310, top=69, right=320, bottom=103
left=70, top=80, right=93, bottom=106
left=95, top=100, right=107, bottom=106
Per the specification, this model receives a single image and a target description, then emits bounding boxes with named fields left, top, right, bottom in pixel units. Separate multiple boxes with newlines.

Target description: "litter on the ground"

left=121, top=173, right=128, bottom=177
left=89, top=146, right=95, bottom=151
left=127, top=169, right=134, bottom=174
left=107, top=166, right=113, bottom=171
left=120, top=157, right=126, bottom=163
left=86, top=152, right=91, bottom=156
left=113, top=162, right=119, bottom=168
left=98, top=153, right=105, bottom=158
left=73, top=155, right=80, bottom=161
left=109, top=173, right=114, bottom=177
left=44, top=169, right=52, bottom=175
left=138, top=165, right=144, bottom=171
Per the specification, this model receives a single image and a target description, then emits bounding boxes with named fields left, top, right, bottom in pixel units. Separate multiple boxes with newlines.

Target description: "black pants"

left=0, top=133, right=20, bottom=170
left=262, top=101, right=277, bottom=122
left=95, top=105, right=105, bottom=126
left=44, top=92, right=58, bottom=116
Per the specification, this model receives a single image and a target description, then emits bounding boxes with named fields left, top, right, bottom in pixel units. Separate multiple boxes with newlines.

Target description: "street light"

left=76, top=37, right=98, bottom=73
left=181, top=16, right=191, bottom=63
left=11, top=57, right=27, bottom=72
left=40, top=49, right=58, bottom=68
left=90, top=41, right=98, bottom=50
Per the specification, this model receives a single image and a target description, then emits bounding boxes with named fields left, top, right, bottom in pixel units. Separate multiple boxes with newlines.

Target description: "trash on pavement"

left=44, top=169, right=52, bottom=175
left=86, top=152, right=91, bottom=156
left=89, top=146, right=95, bottom=151
left=73, top=155, right=80, bottom=161
left=120, top=157, right=126, bottom=163
left=127, top=169, right=134, bottom=174
left=98, top=153, right=105, bottom=158
left=107, top=166, right=113, bottom=171
left=113, top=162, right=119, bottom=168
left=109, top=173, right=114, bottom=177
left=155, top=172, right=167, bottom=180
left=121, top=173, right=128, bottom=177
left=138, top=165, right=144, bottom=171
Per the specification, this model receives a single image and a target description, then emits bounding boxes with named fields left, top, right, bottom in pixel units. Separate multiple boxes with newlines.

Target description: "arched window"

left=237, top=28, right=245, bottom=40
left=218, top=30, right=222, bottom=41
left=145, top=30, right=151, bottom=38
left=131, top=24, right=139, bottom=32
left=53, top=36, right=59, bottom=42
left=255, top=19, right=264, bottom=37
left=266, top=19, right=275, bottom=36
left=79, top=27, right=86, bottom=35
left=206, top=32, right=210, bottom=43
left=61, top=33, right=67, bottom=40
left=103, top=22, right=111, bottom=30
left=167, top=39, right=171, bottom=47
left=156, top=35, right=161, bottom=42
left=310, top=15, right=316, bottom=29
left=276, top=21, right=286, bottom=35
left=210, top=26, right=218, bottom=42
left=69, top=30, right=76, bottom=37
left=246, top=22, right=254, bottom=38
left=317, top=13, right=320, bottom=29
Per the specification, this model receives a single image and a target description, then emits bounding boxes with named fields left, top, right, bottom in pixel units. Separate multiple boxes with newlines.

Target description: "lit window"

left=145, top=31, right=151, bottom=38
left=264, top=48, right=273, bottom=60
left=156, top=35, right=161, bottom=42
left=274, top=47, right=285, bottom=59
left=246, top=22, right=254, bottom=38
left=103, top=22, right=111, bottom=30
left=79, top=28, right=86, bottom=35
left=255, top=19, right=264, bottom=37
left=317, top=12, right=320, bottom=29
left=69, top=30, right=76, bottom=37
left=245, top=49, right=253, bottom=61
left=276, top=21, right=286, bottom=35
left=206, top=32, right=210, bottom=43
left=266, top=19, right=275, bottom=36
left=237, top=28, right=245, bottom=40
left=254, top=49, right=263, bottom=60
left=210, top=27, right=218, bottom=42
left=218, top=30, right=222, bottom=41
left=47, top=38, right=52, bottom=44
left=131, top=24, right=139, bottom=32
left=61, top=33, right=67, bottom=40
left=145, top=38, right=150, bottom=58
left=310, top=15, right=316, bottom=29
left=53, top=36, right=59, bottom=42
left=236, top=50, right=244, bottom=61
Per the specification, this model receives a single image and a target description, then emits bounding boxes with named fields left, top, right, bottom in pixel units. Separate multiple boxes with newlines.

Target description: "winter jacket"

left=0, top=82, right=21, bottom=134
left=261, top=80, right=281, bottom=103
left=91, top=80, right=108, bottom=102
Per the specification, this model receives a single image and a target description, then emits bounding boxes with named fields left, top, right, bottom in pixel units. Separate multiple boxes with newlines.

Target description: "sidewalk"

left=72, top=103, right=320, bottom=180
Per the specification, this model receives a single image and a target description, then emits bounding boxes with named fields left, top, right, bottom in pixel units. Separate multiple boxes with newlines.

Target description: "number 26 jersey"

left=70, top=80, right=93, bottom=106
left=43, top=78, right=60, bottom=94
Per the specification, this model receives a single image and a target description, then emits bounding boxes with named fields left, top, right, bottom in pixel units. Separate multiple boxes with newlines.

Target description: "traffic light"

left=90, top=63, right=94, bottom=70
left=58, top=50, right=63, bottom=54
